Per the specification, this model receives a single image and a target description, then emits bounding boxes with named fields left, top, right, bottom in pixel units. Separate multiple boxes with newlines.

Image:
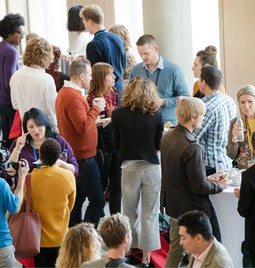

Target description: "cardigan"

left=112, top=107, right=163, bottom=164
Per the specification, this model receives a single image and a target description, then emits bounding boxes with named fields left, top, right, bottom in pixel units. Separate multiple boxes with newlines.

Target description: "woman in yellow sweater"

left=192, top=45, right=225, bottom=98
left=25, top=138, right=76, bottom=267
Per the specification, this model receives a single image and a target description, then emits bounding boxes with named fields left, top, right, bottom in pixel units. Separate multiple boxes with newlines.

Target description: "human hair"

left=121, top=76, right=160, bottom=114
left=109, top=24, right=132, bottom=50
left=80, top=4, right=104, bottom=25
left=69, top=58, right=91, bottom=78
left=40, top=138, right=61, bottom=166
left=23, top=37, right=53, bottom=69
left=89, top=63, right=114, bottom=96
left=56, top=222, right=100, bottom=268
left=177, top=210, right=213, bottom=241
left=177, top=97, right=206, bottom=125
left=136, top=34, right=157, bottom=47
left=99, top=213, right=131, bottom=249
left=67, top=5, right=85, bottom=32
left=200, top=65, right=223, bottom=90
left=47, top=45, right=61, bottom=72
left=25, top=32, right=39, bottom=43
left=0, top=13, right=24, bottom=38
left=237, top=84, right=255, bottom=128
left=23, top=108, right=58, bottom=144
left=196, top=45, right=218, bottom=67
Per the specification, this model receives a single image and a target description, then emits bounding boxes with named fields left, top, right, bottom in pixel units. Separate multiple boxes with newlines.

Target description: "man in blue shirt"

left=193, top=66, right=236, bottom=173
left=80, top=4, right=126, bottom=105
left=0, top=159, right=28, bottom=267
left=129, top=34, right=190, bottom=125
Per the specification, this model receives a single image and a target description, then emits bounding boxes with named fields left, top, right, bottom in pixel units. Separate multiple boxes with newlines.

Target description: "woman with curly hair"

left=112, top=76, right=164, bottom=267
left=0, top=13, right=25, bottom=148
left=10, top=37, right=57, bottom=128
left=56, top=222, right=101, bottom=268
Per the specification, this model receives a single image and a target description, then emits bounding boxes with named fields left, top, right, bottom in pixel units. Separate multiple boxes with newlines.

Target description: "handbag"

left=8, top=174, right=41, bottom=258
left=96, top=126, right=108, bottom=170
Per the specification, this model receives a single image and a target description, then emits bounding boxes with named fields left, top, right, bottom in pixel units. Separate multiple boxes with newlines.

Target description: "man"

left=81, top=213, right=135, bottom=268
left=129, top=34, right=190, bottom=125
left=0, top=13, right=25, bottom=148
left=80, top=4, right=126, bottom=104
left=55, top=59, right=106, bottom=227
left=160, top=97, right=226, bottom=267
left=178, top=210, right=234, bottom=268
left=193, top=65, right=236, bottom=173
left=0, top=159, right=29, bottom=267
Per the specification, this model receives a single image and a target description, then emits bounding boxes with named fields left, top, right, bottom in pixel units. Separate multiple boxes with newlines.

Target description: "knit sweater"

left=56, top=86, right=100, bottom=160
left=28, top=165, right=76, bottom=247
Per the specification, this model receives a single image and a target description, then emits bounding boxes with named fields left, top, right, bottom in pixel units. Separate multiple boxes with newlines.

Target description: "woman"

left=192, top=45, right=225, bottom=98
left=56, top=222, right=101, bottom=268
left=109, top=24, right=137, bottom=84
left=6, top=107, right=78, bottom=178
left=10, top=37, right=58, bottom=129
left=87, top=62, right=121, bottom=215
left=26, top=138, right=76, bottom=267
left=0, top=13, right=25, bottom=148
left=227, top=85, right=255, bottom=169
left=112, top=76, right=164, bottom=267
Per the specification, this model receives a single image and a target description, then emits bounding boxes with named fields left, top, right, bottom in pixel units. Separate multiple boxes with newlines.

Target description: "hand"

left=234, top=188, right=240, bottom=198
left=15, top=132, right=29, bottom=152
left=159, top=98, right=167, bottom=107
left=93, top=97, right=106, bottom=112
left=232, top=123, right=243, bottom=142
left=18, top=158, right=29, bottom=179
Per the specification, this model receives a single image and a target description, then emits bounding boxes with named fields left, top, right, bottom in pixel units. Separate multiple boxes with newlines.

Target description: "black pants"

left=34, top=247, right=59, bottom=267
left=209, top=202, right=222, bottom=242
left=0, top=104, right=15, bottom=148
left=101, top=150, right=121, bottom=215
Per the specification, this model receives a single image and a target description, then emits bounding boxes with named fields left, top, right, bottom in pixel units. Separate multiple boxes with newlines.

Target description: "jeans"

left=0, top=104, right=15, bottom=148
left=0, top=245, right=16, bottom=268
left=101, top=150, right=121, bottom=214
left=69, top=156, right=105, bottom=227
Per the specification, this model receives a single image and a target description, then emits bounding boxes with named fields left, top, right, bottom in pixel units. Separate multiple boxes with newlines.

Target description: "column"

left=142, top=0, right=193, bottom=91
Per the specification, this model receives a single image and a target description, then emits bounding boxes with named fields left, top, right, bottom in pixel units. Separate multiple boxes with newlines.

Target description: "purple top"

left=0, top=40, right=19, bottom=105
left=7, top=135, right=79, bottom=177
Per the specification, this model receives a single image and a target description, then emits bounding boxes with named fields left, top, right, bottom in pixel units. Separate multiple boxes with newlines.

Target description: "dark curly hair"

left=67, top=5, right=85, bottom=32
left=40, top=138, right=61, bottom=166
left=0, top=13, right=25, bottom=38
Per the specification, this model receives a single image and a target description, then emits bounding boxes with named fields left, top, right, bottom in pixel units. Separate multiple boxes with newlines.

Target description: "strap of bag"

left=25, top=174, right=31, bottom=214
left=106, top=258, right=126, bottom=267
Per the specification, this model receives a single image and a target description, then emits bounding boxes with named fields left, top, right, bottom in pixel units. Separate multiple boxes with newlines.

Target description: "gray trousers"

left=121, top=161, right=161, bottom=251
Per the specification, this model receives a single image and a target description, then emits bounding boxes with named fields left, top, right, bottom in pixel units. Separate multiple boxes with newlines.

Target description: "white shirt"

left=10, top=65, right=57, bottom=129
left=192, top=241, right=213, bottom=268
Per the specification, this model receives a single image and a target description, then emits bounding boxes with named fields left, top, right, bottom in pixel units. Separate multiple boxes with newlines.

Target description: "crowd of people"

left=0, top=2, right=254, bottom=268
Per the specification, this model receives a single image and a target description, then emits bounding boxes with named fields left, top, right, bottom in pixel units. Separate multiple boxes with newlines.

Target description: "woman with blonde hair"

left=227, top=84, right=255, bottom=169
left=10, top=37, right=57, bottom=128
left=109, top=24, right=137, bottom=82
left=87, top=62, right=121, bottom=215
left=112, top=76, right=164, bottom=267
left=56, top=222, right=101, bottom=268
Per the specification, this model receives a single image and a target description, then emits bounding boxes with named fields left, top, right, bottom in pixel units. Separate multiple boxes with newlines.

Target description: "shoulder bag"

left=8, top=174, right=41, bottom=258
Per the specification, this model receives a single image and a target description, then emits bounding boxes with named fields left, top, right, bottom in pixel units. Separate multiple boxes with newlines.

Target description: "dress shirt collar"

left=63, top=80, right=85, bottom=95
left=143, top=56, right=164, bottom=73
left=192, top=240, right=213, bottom=268
left=202, top=90, right=221, bottom=102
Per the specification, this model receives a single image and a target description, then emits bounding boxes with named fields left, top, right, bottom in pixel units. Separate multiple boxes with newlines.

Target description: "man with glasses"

left=0, top=13, right=25, bottom=148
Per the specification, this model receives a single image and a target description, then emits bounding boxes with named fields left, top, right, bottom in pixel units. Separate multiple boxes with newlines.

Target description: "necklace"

left=145, top=68, right=161, bottom=86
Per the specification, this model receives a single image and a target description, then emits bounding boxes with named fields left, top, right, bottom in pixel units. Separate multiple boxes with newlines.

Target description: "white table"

left=210, top=185, right=244, bottom=268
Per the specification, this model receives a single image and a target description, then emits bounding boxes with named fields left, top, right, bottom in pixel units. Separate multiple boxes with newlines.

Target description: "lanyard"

left=145, top=69, right=161, bottom=86
left=31, top=141, right=40, bottom=168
